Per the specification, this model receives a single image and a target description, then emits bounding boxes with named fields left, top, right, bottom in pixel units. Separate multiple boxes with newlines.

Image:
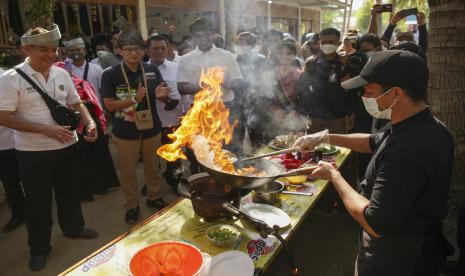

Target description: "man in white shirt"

left=65, top=37, right=104, bottom=102
left=177, top=17, right=243, bottom=109
left=147, top=35, right=183, bottom=190
left=177, top=18, right=244, bottom=170
left=0, top=24, right=99, bottom=271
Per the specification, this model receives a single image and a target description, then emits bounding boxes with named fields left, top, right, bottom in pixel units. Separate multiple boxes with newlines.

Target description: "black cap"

left=341, top=50, right=428, bottom=90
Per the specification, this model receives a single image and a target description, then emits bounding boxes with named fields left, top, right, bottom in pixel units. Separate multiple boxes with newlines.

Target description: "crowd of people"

left=0, top=5, right=463, bottom=275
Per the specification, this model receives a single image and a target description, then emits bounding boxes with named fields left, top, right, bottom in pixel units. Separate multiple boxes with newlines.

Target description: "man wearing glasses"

left=101, top=29, right=171, bottom=224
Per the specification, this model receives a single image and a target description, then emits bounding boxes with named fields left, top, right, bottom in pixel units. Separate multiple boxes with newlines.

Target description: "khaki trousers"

left=113, top=134, right=163, bottom=210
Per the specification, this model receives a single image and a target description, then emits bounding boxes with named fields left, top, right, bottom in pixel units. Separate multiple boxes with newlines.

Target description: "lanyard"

left=120, top=61, right=151, bottom=111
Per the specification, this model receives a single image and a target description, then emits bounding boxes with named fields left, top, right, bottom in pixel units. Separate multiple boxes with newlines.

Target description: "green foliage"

left=322, top=9, right=345, bottom=31
left=24, top=0, right=57, bottom=29
left=355, top=0, right=373, bottom=32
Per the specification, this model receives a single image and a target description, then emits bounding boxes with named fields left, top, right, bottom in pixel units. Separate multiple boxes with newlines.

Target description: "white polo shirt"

left=177, top=45, right=243, bottom=108
left=70, top=60, right=103, bottom=99
left=0, top=60, right=81, bottom=151
left=149, top=59, right=183, bottom=127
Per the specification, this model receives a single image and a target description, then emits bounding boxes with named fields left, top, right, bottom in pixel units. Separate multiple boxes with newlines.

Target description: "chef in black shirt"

left=101, top=29, right=170, bottom=224
left=294, top=50, right=454, bottom=275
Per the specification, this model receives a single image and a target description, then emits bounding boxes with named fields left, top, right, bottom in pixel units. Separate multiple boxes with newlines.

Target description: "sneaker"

left=146, top=198, right=168, bottom=209
left=65, top=228, right=99, bottom=239
left=125, top=207, right=140, bottom=224
left=29, top=254, right=47, bottom=271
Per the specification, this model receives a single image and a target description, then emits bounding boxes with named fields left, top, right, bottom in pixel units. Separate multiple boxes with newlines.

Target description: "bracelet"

left=131, top=96, right=139, bottom=104
left=86, top=121, right=96, bottom=127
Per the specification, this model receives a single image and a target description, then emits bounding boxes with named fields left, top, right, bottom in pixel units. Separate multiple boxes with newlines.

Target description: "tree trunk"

left=427, top=0, right=465, bottom=196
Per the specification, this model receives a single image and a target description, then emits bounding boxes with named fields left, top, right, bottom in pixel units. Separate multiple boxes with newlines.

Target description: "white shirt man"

left=70, top=60, right=103, bottom=92
left=0, top=60, right=80, bottom=151
left=65, top=38, right=104, bottom=101
left=0, top=24, right=98, bottom=271
left=177, top=44, right=243, bottom=109
left=150, top=59, right=183, bottom=127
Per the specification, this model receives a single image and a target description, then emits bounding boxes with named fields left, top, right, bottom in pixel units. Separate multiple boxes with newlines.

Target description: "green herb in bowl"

left=206, top=224, right=240, bottom=247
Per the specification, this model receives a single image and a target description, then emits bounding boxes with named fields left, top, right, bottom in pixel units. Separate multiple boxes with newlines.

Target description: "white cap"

left=21, top=24, right=61, bottom=46
left=64, top=38, right=86, bottom=50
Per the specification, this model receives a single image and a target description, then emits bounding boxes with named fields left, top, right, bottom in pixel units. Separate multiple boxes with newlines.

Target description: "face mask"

left=70, top=52, right=84, bottom=61
left=234, top=45, right=251, bottom=56
left=362, top=89, right=395, bottom=119
left=365, top=51, right=375, bottom=59
left=320, top=44, right=338, bottom=55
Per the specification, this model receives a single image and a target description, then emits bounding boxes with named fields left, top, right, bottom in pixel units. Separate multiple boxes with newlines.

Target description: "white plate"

left=208, top=251, right=254, bottom=276
left=240, top=203, right=291, bottom=229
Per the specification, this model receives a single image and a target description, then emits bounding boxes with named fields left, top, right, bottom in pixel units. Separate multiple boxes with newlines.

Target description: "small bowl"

left=205, top=224, right=241, bottom=248
left=252, top=181, right=284, bottom=204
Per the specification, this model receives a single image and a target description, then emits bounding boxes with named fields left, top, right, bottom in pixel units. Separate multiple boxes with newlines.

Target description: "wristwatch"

left=131, top=96, right=139, bottom=104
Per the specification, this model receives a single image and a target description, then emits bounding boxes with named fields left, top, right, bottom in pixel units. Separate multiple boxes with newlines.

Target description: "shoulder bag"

left=15, top=68, right=81, bottom=130
left=120, top=62, right=154, bottom=130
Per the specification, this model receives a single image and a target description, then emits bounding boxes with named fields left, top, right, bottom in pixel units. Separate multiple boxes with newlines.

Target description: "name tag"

left=145, top=72, right=156, bottom=80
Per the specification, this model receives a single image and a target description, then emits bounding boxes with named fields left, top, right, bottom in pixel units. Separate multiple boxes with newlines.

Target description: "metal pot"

left=177, top=173, right=241, bottom=221
left=252, top=181, right=284, bottom=204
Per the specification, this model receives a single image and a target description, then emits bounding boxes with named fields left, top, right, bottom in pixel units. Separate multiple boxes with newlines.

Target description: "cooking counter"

left=60, top=147, right=351, bottom=276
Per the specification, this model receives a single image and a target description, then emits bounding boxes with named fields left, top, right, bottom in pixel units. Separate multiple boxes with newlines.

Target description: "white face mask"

left=320, top=44, right=338, bottom=55
left=234, top=45, right=251, bottom=56
left=365, top=51, right=375, bottom=59
left=362, top=89, right=395, bottom=119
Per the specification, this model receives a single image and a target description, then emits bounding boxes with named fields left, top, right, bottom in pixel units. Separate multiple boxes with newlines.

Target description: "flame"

left=157, top=67, right=238, bottom=173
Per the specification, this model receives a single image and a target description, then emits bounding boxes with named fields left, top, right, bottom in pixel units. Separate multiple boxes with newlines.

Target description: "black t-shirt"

left=357, top=108, right=454, bottom=274
left=296, top=55, right=356, bottom=119
left=100, top=62, right=163, bottom=139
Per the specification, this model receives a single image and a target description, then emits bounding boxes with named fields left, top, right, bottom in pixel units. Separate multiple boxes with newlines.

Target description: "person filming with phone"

left=368, top=4, right=428, bottom=54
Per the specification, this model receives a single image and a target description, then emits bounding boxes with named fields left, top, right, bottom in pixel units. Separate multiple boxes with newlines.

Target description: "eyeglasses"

left=122, top=46, right=143, bottom=53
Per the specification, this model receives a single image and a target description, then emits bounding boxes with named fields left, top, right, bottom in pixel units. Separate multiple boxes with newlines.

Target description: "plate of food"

left=268, top=134, right=301, bottom=150
left=315, top=144, right=339, bottom=155
left=129, top=241, right=204, bottom=276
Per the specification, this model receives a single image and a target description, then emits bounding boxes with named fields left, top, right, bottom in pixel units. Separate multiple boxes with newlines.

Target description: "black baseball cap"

left=341, top=50, right=428, bottom=90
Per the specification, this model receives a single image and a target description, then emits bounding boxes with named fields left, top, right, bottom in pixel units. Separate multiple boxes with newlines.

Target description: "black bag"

left=15, top=68, right=81, bottom=130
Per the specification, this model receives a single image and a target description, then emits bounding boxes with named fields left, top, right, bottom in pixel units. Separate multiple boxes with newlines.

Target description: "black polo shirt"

left=296, top=55, right=357, bottom=119
left=101, top=62, right=162, bottom=140
left=357, top=108, right=454, bottom=274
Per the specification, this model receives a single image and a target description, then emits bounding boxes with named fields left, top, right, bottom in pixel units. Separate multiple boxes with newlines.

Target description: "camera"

left=379, top=4, right=393, bottom=13
left=344, top=51, right=369, bottom=77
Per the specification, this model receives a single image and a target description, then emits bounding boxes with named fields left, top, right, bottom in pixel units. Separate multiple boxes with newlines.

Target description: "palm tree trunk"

left=427, top=0, right=465, bottom=195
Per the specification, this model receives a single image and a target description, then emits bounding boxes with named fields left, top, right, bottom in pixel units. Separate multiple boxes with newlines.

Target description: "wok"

left=199, top=158, right=317, bottom=189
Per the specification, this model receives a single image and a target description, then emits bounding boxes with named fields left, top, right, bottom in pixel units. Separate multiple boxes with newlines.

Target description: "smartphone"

left=400, top=7, right=418, bottom=17
left=379, top=4, right=393, bottom=13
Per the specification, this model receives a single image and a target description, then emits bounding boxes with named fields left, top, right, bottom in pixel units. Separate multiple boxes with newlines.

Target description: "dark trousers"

left=0, top=149, right=25, bottom=219
left=161, top=127, right=182, bottom=187
left=17, top=144, right=85, bottom=256
left=458, top=199, right=465, bottom=253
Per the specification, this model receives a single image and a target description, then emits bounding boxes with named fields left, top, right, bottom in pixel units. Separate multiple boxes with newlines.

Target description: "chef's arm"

left=329, top=169, right=381, bottom=238
left=329, top=133, right=372, bottom=153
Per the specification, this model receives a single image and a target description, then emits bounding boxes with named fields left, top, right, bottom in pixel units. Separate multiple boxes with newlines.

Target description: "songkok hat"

left=64, top=38, right=86, bottom=50
left=117, top=29, right=145, bottom=49
left=21, top=24, right=61, bottom=46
